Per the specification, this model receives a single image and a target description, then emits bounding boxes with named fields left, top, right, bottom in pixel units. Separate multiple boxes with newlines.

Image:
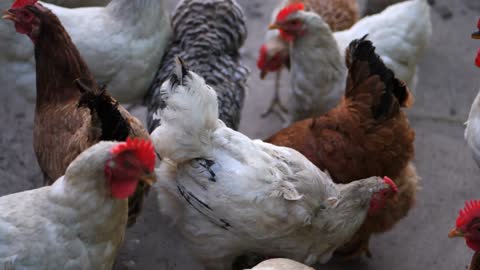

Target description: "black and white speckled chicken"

left=145, top=0, right=249, bottom=132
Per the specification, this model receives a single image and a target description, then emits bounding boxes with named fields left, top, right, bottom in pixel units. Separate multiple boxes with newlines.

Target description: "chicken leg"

left=261, top=70, right=289, bottom=123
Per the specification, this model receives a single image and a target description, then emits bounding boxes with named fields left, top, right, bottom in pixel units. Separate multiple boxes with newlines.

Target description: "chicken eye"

left=20, top=10, right=33, bottom=21
left=290, top=20, right=301, bottom=26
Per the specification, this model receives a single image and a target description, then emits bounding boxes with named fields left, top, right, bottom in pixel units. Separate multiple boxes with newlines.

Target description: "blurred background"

left=0, top=0, right=478, bottom=269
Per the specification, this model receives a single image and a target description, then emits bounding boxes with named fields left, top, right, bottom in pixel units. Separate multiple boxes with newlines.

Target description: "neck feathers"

left=34, top=11, right=94, bottom=105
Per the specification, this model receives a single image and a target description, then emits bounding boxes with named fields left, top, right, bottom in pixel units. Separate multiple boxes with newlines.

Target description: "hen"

left=44, top=0, right=110, bottom=8
left=257, top=0, right=360, bottom=119
left=0, top=0, right=171, bottom=103
left=145, top=0, right=249, bottom=132
left=465, top=18, right=480, bottom=166
left=247, top=258, right=314, bottom=270
left=449, top=200, right=480, bottom=270
left=4, top=0, right=151, bottom=226
left=268, top=0, right=431, bottom=123
left=0, top=138, right=156, bottom=270
left=150, top=57, right=398, bottom=269
left=266, top=37, right=418, bottom=258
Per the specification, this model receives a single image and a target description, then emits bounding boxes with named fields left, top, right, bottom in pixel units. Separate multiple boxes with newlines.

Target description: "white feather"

left=0, top=0, right=171, bottom=103
left=151, top=67, right=392, bottom=269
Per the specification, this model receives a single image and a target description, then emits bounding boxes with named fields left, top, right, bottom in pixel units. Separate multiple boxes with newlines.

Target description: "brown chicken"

left=4, top=0, right=150, bottom=226
left=266, top=36, right=418, bottom=258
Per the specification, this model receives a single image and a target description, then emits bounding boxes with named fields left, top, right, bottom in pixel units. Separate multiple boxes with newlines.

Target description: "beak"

left=2, top=10, right=16, bottom=22
left=260, top=70, right=268, bottom=79
left=269, top=23, right=280, bottom=30
left=448, top=228, right=464, bottom=238
left=472, top=30, right=480, bottom=39
left=139, top=171, right=156, bottom=186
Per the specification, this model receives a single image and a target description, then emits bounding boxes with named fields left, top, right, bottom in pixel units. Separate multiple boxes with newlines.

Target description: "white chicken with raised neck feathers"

left=269, top=0, right=431, bottom=123
left=0, top=138, right=156, bottom=270
left=151, top=58, right=398, bottom=269
left=0, top=0, right=171, bottom=103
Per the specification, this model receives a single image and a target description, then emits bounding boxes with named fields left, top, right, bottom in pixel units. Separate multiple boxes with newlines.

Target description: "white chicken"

left=0, top=138, right=156, bottom=269
left=150, top=58, right=398, bottom=269
left=247, top=258, right=314, bottom=270
left=465, top=20, right=480, bottom=167
left=0, top=0, right=171, bottom=103
left=257, top=0, right=360, bottom=120
left=269, top=0, right=431, bottom=122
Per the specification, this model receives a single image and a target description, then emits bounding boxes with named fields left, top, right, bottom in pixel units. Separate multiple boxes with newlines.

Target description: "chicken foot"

left=261, top=71, right=289, bottom=123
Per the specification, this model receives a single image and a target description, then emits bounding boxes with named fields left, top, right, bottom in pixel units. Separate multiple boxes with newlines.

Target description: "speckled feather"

left=146, top=0, right=249, bottom=132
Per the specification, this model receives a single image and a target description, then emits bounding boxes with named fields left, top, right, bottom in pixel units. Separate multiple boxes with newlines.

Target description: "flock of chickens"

left=0, top=0, right=478, bottom=269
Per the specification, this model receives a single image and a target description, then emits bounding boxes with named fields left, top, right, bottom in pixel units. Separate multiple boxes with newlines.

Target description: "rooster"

left=150, top=57, right=398, bottom=269
left=145, top=0, right=249, bottom=132
left=0, top=138, right=156, bottom=270
left=449, top=200, right=480, bottom=270
left=3, top=0, right=151, bottom=226
left=267, top=0, right=431, bottom=123
left=257, top=0, right=360, bottom=120
left=465, top=18, right=480, bottom=167
left=266, top=37, right=418, bottom=259
left=0, top=0, right=171, bottom=103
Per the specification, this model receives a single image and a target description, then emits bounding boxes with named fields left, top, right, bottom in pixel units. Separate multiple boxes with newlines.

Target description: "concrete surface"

left=0, top=0, right=479, bottom=269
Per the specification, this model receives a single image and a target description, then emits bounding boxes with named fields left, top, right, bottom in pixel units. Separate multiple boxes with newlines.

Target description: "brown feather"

left=287, top=0, right=359, bottom=31
left=30, top=6, right=150, bottom=226
left=266, top=38, right=417, bottom=258
left=470, top=252, right=480, bottom=270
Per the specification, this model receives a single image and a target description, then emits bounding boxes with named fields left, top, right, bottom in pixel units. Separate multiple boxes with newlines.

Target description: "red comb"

left=383, top=176, right=398, bottom=194
left=111, top=138, right=156, bottom=171
left=456, top=200, right=480, bottom=228
left=11, top=0, right=38, bottom=9
left=476, top=49, right=480, bottom=68
left=257, top=44, right=268, bottom=69
left=276, top=2, right=305, bottom=22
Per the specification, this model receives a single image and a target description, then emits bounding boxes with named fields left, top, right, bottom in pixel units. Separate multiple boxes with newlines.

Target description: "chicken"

left=150, top=57, right=398, bottom=269
left=0, top=0, right=171, bottom=103
left=44, top=0, right=110, bottom=8
left=465, top=19, right=480, bottom=167
left=247, top=258, right=314, bottom=270
left=145, top=0, right=249, bottom=132
left=266, top=37, right=418, bottom=258
left=3, top=0, right=151, bottom=226
left=448, top=200, right=480, bottom=270
left=0, top=138, right=156, bottom=270
left=267, top=0, right=431, bottom=123
left=257, top=0, right=360, bottom=120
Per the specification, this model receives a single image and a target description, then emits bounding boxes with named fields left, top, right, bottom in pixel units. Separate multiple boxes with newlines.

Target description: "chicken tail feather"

left=151, top=57, right=219, bottom=163
left=344, top=36, right=413, bottom=120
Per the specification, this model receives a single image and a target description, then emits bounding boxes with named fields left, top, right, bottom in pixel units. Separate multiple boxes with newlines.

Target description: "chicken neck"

left=46, top=143, right=127, bottom=258
left=289, top=14, right=347, bottom=121
left=33, top=11, right=94, bottom=108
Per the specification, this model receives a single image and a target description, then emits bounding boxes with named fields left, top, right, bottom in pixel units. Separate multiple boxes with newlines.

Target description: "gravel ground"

left=0, top=0, right=479, bottom=269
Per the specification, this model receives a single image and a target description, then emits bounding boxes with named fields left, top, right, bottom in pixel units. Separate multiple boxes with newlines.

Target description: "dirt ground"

left=0, top=0, right=479, bottom=269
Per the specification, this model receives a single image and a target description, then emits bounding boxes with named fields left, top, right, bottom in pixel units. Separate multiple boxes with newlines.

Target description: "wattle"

left=475, top=49, right=480, bottom=68
left=110, top=179, right=139, bottom=199
left=466, top=239, right=480, bottom=252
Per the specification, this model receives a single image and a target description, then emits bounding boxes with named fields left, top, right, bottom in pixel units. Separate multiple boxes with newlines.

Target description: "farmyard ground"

left=0, top=0, right=478, bottom=269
